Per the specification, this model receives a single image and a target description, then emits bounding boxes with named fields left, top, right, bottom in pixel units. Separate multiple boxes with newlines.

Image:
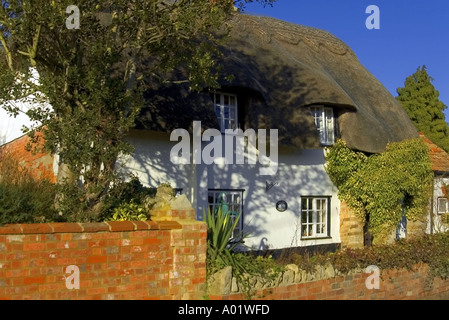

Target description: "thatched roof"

left=136, top=13, right=418, bottom=154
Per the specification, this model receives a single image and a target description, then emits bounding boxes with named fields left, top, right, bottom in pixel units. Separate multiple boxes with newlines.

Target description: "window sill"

left=301, top=236, right=332, bottom=241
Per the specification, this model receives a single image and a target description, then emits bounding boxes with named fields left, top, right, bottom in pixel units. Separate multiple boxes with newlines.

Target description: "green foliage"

left=396, top=66, right=449, bottom=152
left=325, top=138, right=433, bottom=241
left=287, top=231, right=449, bottom=287
left=100, top=176, right=157, bottom=221
left=0, top=153, right=60, bottom=225
left=205, top=205, right=247, bottom=274
left=0, top=0, right=275, bottom=222
left=107, top=202, right=149, bottom=221
left=205, top=205, right=283, bottom=299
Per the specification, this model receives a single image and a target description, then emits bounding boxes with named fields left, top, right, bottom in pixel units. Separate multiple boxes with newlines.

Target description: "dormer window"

left=213, top=92, right=238, bottom=133
left=310, top=105, right=336, bottom=146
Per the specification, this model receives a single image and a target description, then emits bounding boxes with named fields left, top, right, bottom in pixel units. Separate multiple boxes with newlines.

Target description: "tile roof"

left=420, top=133, right=449, bottom=173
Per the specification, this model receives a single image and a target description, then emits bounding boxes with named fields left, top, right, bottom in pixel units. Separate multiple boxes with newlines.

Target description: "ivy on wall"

left=325, top=138, right=433, bottom=243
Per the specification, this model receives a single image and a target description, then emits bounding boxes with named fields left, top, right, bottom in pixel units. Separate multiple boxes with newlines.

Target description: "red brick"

left=157, top=221, right=182, bottom=230
left=50, top=223, right=83, bottom=233
left=144, top=238, right=162, bottom=245
left=24, top=276, right=45, bottom=285
left=23, top=243, right=45, bottom=251
left=87, top=255, right=107, bottom=264
left=106, top=221, right=135, bottom=232
left=0, top=224, right=22, bottom=234
left=81, top=223, right=109, bottom=233
left=21, top=223, right=53, bottom=234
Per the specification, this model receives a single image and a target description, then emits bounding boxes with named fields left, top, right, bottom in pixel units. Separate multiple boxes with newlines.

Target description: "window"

left=438, top=197, right=449, bottom=214
left=310, top=106, right=335, bottom=145
left=208, top=189, right=243, bottom=239
left=301, top=197, right=330, bottom=239
left=212, top=92, right=238, bottom=133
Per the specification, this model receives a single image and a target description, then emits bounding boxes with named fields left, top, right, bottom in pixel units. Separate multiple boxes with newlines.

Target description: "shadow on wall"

left=118, top=38, right=348, bottom=251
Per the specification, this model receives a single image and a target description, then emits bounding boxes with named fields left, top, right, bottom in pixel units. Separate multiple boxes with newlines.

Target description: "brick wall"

left=0, top=133, right=56, bottom=183
left=209, top=263, right=449, bottom=300
left=0, top=209, right=207, bottom=300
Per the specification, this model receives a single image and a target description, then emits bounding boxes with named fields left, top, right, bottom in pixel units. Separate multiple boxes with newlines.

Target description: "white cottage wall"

left=430, top=177, right=449, bottom=233
left=123, top=130, right=341, bottom=250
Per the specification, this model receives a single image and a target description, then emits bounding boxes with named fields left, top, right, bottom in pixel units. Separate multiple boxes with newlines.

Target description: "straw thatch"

left=136, top=13, right=418, bottom=154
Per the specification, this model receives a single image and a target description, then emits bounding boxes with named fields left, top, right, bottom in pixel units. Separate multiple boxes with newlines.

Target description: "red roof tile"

left=420, top=133, right=449, bottom=173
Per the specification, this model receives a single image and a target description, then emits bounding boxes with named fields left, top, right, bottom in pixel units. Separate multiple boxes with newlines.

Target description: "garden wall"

left=1, top=205, right=449, bottom=300
left=0, top=208, right=207, bottom=300
left=208, top=263, right=449, bottom=300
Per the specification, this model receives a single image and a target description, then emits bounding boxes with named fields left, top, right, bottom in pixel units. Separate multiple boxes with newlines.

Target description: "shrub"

left=284, top=231, right=449, bottom=287
left=205, top=205, right=283, bottom=298
left=100, top=176, right=157, bottom=221
left=107, top=202, right=149, bottom=221
left=0, top=152, right=59, bottom=224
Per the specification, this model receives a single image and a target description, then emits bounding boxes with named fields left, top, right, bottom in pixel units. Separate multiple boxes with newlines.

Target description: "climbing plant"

left=325, top=138, right=433, bottom=243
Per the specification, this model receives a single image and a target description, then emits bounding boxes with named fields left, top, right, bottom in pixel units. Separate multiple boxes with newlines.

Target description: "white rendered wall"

left=429, top=177, right=449, bottom=233
left=124, top=129, right=341, bottom=250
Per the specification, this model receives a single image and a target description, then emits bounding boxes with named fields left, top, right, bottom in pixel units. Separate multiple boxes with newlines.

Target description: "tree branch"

left=0, top=32, right=14, bottom=72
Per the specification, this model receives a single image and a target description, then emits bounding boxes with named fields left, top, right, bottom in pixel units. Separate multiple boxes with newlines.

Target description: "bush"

left=100, top=176, right=157, bottom=221
left=205, top=204, right=284, bottom=298
left=284, top=231, right=449, bottom=286
left=107, top=202, right=149, bottom=221
left=0, top=153, right=59, bottom=224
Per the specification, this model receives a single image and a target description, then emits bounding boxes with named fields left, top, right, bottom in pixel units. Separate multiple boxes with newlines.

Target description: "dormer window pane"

left=311, top=106, right=336, bottom=145
left=213, top=93, right=238, bottom=133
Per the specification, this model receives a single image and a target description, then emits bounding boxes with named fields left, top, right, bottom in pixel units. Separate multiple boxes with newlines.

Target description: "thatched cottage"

left=0, top=14, right=419, bottom=251
left=120, top=14, right=418, bottom=251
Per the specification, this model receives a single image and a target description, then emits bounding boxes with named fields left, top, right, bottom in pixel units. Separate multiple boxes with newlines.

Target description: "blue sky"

left=244, top=0, right=449, bottom=119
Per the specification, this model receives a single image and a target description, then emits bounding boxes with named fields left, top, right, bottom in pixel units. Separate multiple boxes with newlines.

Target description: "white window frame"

left=310, top=105, right=335, bottom=146
left=208, top=189, right=244, bottom=239
left=212, top=92, right=238, bottom=133
left=437, top=197, right=449, bottom=214
left=300, top=197, right=330, bottom=239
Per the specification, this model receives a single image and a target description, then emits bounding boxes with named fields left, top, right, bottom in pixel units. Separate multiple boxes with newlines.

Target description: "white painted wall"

left=0, top=69, right=46, bottom=146
left=0, top=101, right=36, bottom=146
left=429, top=176, right=449, bottom=233
left=123, top=129, right=341, bottom=250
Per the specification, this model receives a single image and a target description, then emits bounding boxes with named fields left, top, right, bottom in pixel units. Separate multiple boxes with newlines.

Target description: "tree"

left=0, top=0, right=275, bottom=221
left=396, top=66, right=449, bottom=152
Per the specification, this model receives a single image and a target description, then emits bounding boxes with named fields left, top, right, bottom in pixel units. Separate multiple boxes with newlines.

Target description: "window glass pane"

left=438, top=198, right=447, bottom=214
left=230, top=108, right=235, bottom=119
left=311, top=106, right=335, bottom=145
left=224, top=94, right=229, bottom=106
left=300, top=197, right=329, bottom=238
left=301, top=199, right=307, bottom=210
left=208, top=189, right=243, bottom=239
left=214, top=93, right=238, bottom=133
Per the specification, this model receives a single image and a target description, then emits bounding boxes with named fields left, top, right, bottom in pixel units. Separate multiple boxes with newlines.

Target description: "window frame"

left=300, top=196, right=331, bottom=240
left=207, top=189, right=244, bottom=239
left=437, top=197, right=449, bottom=214
left=212, top=92, right=239, bottom=134
left=310, top=105, right=336, bottom=146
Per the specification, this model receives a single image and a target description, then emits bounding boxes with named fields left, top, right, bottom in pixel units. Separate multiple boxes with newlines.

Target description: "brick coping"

left=0, top=220, right=182, bottom=235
